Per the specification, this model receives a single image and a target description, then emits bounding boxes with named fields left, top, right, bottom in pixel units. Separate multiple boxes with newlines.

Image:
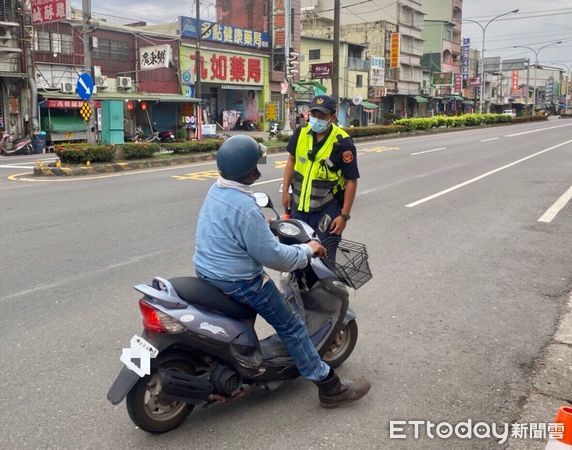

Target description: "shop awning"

left=38, top=90, right=200, bottom=103
left=446, top=95, right=464, bottom=101
left=413, top=96, right=428, bottom=103
left=361, top=100, right=378, bottom=110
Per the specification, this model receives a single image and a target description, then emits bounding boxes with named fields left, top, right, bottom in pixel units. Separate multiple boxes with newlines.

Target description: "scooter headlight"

left=278, top=222, right=302, bottom=236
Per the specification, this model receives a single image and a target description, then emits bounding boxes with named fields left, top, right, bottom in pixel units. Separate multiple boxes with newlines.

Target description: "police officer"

left=282, top=95, right=359, bottom=257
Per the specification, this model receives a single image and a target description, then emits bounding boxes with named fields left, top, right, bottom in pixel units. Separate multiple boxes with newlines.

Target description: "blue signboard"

left=76, top=73, right=95, bottom=100
left=180, top=16, right=269, bottom=49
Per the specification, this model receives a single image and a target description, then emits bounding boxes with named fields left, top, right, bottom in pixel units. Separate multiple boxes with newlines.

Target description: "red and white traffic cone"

left=546, top=406, right=572, bottom=449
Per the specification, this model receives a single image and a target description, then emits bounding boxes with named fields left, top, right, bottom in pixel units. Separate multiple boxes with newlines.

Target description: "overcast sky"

left=75, top=0, right=572, bottom=70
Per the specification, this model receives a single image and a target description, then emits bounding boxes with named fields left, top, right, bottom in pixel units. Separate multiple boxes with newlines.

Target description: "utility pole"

left=332, top=0, right=340, bottom=105
left=195, top=0, right=201, bottom=101
left=82, top=0, right=96, bottom=143
left=282, top=0, right=293, bottom=135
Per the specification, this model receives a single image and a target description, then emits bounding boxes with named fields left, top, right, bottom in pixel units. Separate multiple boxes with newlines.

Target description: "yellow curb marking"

left=275, top=160, right=287, bottom=169
left=173, top=169, right=220, bottom=181
left=362, top=146, right=400, bottom=153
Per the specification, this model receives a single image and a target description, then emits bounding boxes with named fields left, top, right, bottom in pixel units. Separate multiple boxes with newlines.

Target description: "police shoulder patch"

left=342, top=150, right=354, bottom=163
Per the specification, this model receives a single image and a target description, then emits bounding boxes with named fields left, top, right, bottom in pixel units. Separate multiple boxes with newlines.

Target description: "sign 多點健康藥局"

left=180, top=17, right=269, bottom=49
left=76, top=73, right=95, bottom=101
left=31, top=0, right=70, bottom=25
left=140, top=45, right=172, bottom=71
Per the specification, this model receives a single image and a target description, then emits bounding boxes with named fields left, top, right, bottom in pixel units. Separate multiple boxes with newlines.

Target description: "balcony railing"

left=347, top=57, right=369, bottom=70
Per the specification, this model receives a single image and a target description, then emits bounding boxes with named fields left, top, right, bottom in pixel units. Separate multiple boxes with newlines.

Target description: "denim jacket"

left=193, top=183, right=312, bottom=281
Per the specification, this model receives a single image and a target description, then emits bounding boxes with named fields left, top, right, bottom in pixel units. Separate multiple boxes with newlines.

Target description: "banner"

left=511, top=70, right=519, bottom=94
left=31, top=0, right=71, bottom=25
left=180, top=17, right=269, bottom=49
left=390, top=33, right=400, bottom=69
left=454, top=73, right=462, bottom=93
left=272, top=0, right=286, bottom=49
left=140, top=45, right=172, bottom=71
left=310, top=62, right=332, bottom=79
left=265, top=102, right=279, bottom=121
left=461, top=38, right=470, bottom=82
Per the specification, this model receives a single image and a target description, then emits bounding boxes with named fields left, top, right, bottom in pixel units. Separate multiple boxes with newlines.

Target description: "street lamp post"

left=513, top=41, right=562, bottom=112
left=464, top=9, right=519, bottom=114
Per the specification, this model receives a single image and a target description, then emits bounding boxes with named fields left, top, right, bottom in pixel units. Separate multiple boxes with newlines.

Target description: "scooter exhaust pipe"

left=158, top=368, right=213, bottom=404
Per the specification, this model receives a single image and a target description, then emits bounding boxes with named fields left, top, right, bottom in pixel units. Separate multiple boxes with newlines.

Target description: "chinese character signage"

left=140, top=45, right=172, bottom=71
left=310, top=62, right=332, bottom=79
left=180, top=17, right=269, bottom=49
left=461, top=38, right=470, bottom=82
left=180, top=47, right=265, bottom=88
left=432, top=72, right=454, bottom=86
left=511, top=70, right=519, bottom=95
left=469, top=77, right=480, bottom=87
left=454, top=73, right=462, bottom=93
left=389, top=33, right=400, bottom=69
left=272, top=0, right=286, bottom=49
left=545, top=78, right=554, bottom=104
left=370, top=56, right=385, bottom=87
left=48, top=99, right=101, bottom=109
left=31, top=0, right=70, bottom=25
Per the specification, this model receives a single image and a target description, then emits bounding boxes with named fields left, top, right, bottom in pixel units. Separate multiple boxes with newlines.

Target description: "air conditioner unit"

left=61, top=82, right=74, bottom=93
left=95, top=75, right=108, bottom=88
left=420, top=88, right=430, bottom=95
left=118, top=76, right=132, bottom=89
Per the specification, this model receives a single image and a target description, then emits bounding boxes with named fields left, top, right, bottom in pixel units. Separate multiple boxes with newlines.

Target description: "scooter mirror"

left=318, top=214, right=332, bottom=233
left=253, top=192, right=271, bottom=208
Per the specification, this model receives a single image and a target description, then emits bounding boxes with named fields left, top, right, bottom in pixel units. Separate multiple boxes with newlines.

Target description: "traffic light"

left=286, top=48, right=299, bottom=79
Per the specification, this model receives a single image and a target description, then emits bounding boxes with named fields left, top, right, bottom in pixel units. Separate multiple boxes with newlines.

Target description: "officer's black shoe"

left=314, top=369, right=371, bottom=408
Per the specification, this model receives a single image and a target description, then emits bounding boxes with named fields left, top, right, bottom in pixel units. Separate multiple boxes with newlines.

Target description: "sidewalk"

left=508, top=291, right=572, bottom=449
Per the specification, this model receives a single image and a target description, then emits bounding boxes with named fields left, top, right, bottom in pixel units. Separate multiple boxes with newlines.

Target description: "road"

left=1, top=119, right=571, bottom=449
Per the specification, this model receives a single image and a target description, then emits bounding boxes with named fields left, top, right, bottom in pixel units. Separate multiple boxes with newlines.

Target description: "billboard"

left=432, top=72, right=454, bottom=86
left=140, top=45, right=172, bottom=71
left=370, top=56, right=385, bottom=87
left=31, top=0, right=71, bottom=25
left=461, top=38, right=470, bottom=82
left=502, top=58, right=528, bottom=71
left=180, top=47, right=265, bottom=88
left=311, top=62, right=332, bottom=79
left=272, top=0, right=286, bottom=49
left=180, top=17, right=269, bottom=49
left=483, top=57, right=501, bottom=74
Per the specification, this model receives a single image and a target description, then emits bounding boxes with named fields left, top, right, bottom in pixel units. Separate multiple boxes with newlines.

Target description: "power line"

left=464, top=7, right=572, bottom=21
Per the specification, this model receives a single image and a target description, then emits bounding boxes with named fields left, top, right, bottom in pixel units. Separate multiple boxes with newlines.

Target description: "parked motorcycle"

left=158, top=130, right=176, bottom=143
left=124, top=127, right=159, bottom=143
left=107, top=193, right=372, bottom=433
left=0, top=132, right=33, bottom=156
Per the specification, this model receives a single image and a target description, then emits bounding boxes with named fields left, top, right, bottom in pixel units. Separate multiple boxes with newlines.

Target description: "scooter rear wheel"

left=126, top=360, right=194, bottom=433
left=322, top=320, right=358, bottom=368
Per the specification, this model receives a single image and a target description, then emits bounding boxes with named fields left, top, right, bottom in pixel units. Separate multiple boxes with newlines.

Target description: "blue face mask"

left=309, top=116, right=330, bottom=133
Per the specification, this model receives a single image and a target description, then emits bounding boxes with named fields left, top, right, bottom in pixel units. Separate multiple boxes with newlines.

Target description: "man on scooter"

left=193, top=135, right=371, bottom=408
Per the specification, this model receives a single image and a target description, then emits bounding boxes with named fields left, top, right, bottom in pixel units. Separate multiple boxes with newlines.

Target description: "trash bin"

left=32, top=131, right=47, bottom=154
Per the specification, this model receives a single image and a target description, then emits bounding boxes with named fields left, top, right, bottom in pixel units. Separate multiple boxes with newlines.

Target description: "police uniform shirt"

left=287, top=125, right=360, bottom=180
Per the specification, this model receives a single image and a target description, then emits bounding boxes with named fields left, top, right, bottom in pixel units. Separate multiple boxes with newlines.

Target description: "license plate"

left=120, top=335, right=159, bottom=377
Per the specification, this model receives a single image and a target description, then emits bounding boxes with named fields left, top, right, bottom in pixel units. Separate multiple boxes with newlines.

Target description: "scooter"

left=269, top=122, right=279, bottom=140
left=0, top=132, right=33, bottom=155
left=158, top=130, right=176, bottom=143
left=107, top=193, right=371, bottom=433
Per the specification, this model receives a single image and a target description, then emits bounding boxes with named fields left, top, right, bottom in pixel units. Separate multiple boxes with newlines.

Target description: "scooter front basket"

left=322, top=239, right=372, bottom=290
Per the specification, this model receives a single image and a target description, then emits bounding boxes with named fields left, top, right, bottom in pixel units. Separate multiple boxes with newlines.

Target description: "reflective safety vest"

left=292, top=124, right=349, bottom=213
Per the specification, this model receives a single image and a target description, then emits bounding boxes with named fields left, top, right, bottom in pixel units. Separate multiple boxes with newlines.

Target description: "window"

left=93, top=38, right=129, bottom=61
left=35, top=31, right=51, bottom=52
left=309, top=49, right=320, bottom=60
left=444, top=28, right=452, bottom=42
left=356, top=74, right=363, bottom=87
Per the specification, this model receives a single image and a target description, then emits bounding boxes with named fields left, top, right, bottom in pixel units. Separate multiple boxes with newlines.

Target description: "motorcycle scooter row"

left=0, top=132, right=33, bottom=155
left=107, top=193, right=372, bottom=433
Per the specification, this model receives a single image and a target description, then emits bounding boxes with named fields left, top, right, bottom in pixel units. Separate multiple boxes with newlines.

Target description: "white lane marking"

left=504, top=123, right=572, bottom=137
left=0, top=165, right=34, bottom=169
left=406, top=139, right=572, bottom=208
left=481, top=137, right=499, bottom=142
left=410, top=147, right=446, bottom=156
left=538, top=186, right=572, bottom=223
left=253, top=177, right=282, bottom=186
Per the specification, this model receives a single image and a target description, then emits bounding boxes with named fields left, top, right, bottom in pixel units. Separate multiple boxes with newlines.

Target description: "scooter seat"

left=169, top=277, right=257, bottom=321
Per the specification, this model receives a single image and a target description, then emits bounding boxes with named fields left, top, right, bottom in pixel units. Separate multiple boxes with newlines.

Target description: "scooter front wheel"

left=126, top=360, right=194, bottom=433
left=322, top=320, right=358, bottom=368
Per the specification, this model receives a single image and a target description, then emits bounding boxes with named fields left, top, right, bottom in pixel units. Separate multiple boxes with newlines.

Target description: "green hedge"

left=513, top=115, right=549, bottom=123
left=55, top=143, right=115, bottom=164
left=393, top=113, right=520, bottom=131
left=122, top=143, right=161, bottom=159
left=160, top=139, right=224, bottom=154
left=343, top=124, right=407, bottom=137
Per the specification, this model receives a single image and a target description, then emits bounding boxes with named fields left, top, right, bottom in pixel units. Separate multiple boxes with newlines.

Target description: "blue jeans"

left=197, top=272, right=331, bottom=382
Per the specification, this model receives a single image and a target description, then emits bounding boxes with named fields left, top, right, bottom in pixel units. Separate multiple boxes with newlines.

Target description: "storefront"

left=179, top=46, right=269, bottom=131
